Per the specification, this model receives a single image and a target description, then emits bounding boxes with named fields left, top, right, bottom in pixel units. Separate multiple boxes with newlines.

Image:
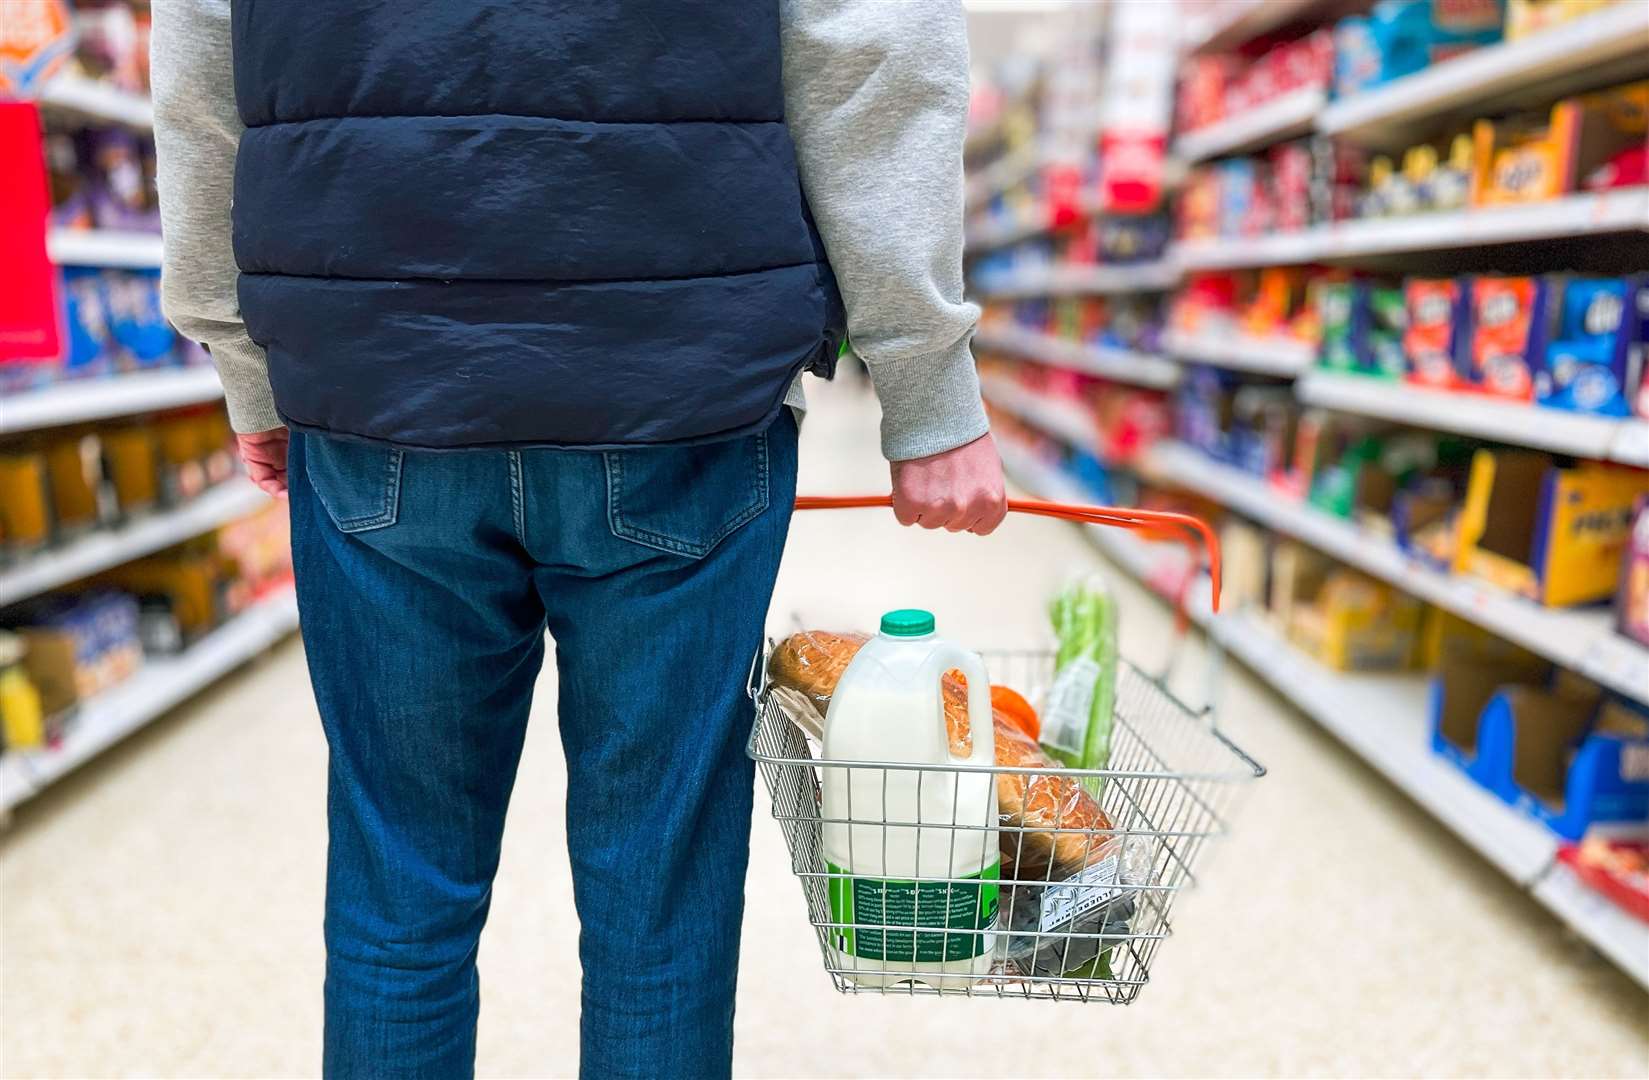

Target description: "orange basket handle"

left=793, top=494, right=1221, bottom=616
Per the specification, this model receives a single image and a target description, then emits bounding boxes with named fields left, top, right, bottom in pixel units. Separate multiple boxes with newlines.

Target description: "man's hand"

left=889, top=432, right=1008, bottom=535
left=237, top=427, right=291, bottom=499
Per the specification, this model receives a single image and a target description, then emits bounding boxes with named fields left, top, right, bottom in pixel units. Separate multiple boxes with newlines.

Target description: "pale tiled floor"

left=3, top=377, right=1646, bottom=1079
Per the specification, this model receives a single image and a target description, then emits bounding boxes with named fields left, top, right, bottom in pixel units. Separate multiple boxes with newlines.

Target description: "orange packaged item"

left=43, top=434, right=102, bottom=533
left=1471, top=82, right=1649, bottom=207
left=100, top=424, right=159, bottom=512
left=991, top=684, right=1040, bottom=740
left=1405, top=277, right=1473, bottom=390
left=1471, top=277, right=1541, bottom=400
left=0, top=453, right=51, bottom=552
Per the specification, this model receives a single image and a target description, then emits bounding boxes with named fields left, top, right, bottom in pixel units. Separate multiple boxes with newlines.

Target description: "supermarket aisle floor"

left=3, top=377, right=1646, bottom=1080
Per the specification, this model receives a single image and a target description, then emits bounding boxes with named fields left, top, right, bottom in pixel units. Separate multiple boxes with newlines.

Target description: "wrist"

left=867, top=336, right=990, bottom=461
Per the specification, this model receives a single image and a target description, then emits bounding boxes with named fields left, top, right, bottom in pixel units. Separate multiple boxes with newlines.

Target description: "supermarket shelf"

left=1318, top=4, right=1649, bottom=146
left=1296, top=371, right=1649, bottom=465
left=1145, top=440, right=1649, bottom=705
left=1183, top=0, right=1328, bottom=55
left=1172, top=187, right=1649, bottom=268
left=973, top=259, right=1180, bottom=299
left=1173, top=229, right=1328, bottom=270
left=1162, top=328, right=1316, bottom=377
left=0, top=590, right=299, bottom=815
left=981, top=375, right=1097, bottom=451
left=36, top=74, right=155, bottom=130
left=975, top=324, right=1181, bottom=389
left=1173, top=86, right=1326, bottom=163
left=1002, top=443, right=1649, bottom=989
left=1532, top=861, right=1649, bottom=989
left=1206, top=609, right=1561, bottom=883
left=1, top=367, right=224, bottom=435
left=47, top=228, right=164, bottom=269
left=0, top=479, right=269, bottom=608
left=1331, top=188, right=1649, bottom=256
left=1614, top=421, right=1649, bottom=469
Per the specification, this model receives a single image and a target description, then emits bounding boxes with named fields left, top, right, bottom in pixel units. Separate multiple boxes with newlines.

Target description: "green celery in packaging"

left=1041, top=573, right=1119, bottom=785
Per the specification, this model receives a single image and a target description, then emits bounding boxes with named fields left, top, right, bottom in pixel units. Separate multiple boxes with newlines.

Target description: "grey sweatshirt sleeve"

left=780, top=0, right=989, bottom=462
left=150, top=0, right=280, bottom=434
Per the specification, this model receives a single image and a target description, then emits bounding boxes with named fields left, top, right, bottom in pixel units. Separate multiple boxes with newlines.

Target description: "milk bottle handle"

left=921, top=645, right=993, bottom=767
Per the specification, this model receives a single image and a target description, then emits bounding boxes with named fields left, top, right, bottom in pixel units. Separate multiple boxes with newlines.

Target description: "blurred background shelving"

left=2, top=0, right=292, bottom=815
left=967, top=0, right=1649, bottom=990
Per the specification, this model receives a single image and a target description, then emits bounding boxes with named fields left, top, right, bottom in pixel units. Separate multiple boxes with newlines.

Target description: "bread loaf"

left=768, top=631, right=1114, bottom=881
left=990, top=714, right=1116, bottom=881
left=765, top=630, right=868, bottom=713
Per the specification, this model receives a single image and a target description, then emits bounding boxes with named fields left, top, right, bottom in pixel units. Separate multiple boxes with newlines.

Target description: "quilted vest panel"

left=230, top=0, right=841, bottom=448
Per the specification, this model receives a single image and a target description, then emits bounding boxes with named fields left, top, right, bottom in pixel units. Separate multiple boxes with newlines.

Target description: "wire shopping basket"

left=748, top=495, right=1265, bottom=1004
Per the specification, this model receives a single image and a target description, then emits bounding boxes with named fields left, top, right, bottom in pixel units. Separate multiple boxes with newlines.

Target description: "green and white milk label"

left=826, top=862, right=1000, bottom=962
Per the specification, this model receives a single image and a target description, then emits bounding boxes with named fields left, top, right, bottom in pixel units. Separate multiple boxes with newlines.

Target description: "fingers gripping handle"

left=793, top=494, right=1223, bottom=616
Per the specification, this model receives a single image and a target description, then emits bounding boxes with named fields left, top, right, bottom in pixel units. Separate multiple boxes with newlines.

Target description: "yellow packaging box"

left=1455, top=449, right=1648, bottom=606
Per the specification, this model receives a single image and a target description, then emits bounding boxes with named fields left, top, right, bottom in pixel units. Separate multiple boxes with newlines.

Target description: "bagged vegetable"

left=1040, top=574, right=1120, bottom=782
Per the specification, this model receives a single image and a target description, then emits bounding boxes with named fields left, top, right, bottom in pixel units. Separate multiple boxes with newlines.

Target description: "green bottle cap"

left=880, top=608, right=935, bottom=637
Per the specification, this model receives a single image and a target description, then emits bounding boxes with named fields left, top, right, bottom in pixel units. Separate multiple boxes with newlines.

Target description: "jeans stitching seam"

left=508, top=451, right=526, bottom=545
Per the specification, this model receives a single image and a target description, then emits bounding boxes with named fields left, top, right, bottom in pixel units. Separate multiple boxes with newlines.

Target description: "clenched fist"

left=889, top=432, right=1008, bottom=535
left=237, top=427, right=291, bottom=498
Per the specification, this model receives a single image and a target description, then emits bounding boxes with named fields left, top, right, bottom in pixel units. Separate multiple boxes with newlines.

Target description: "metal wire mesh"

left=748, top=649, right=1263, bottom=1003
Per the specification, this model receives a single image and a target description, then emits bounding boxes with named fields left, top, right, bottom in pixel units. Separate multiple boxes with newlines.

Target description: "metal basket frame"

left=747, top=494, right=1263, bottom=1002
left=748, top=647, right=1264, bottom=1004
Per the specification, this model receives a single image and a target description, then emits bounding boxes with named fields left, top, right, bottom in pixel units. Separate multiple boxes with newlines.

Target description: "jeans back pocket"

left=302, top=434, right=404, bottom=534
left=604, top=430, right=769, bottom=559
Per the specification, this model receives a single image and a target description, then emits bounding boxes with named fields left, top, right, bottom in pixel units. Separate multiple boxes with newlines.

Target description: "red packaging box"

left=1471, top=277, right=1542, bottom=400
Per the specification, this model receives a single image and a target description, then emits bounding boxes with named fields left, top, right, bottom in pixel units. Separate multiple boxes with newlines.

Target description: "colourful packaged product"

left=0, top=453, right=51, bottom=553
left=1620, top=496, right=1649, bottom=648
left=1472, top=82, right=1649, bottom=207
left=1506, top=0, right=1624, bottom=40
left=1240, top=268, right=1309, bottom=339
left=100, top=424, right=160, bottom=514
left=1316, top=280, right=1359, bottom=372
left=1405, top=277, right=1474, bottom=389
left=1310, top=135, right=1368, bottom=225
left=104, top=269, right=177, bottom=369
left=15, top=591, right=143, bottom=710
left=1288, top=570, right=1425, bottom=672
left=1318, top=280, right=1405, bottom=377
left=1216, top=158, right=1258, bottom=239
left=1334, top=0, right=1505, bottom=98
left=1536, top=276, right=1647, bottom=417
left=1097, top=214, right=1170, bottom=263
left=1269, top=141, right=1314, bottom=232
left=1174, top=366, right=1239, bottom=462
left=1456, top=450, right=1648, bottom=606
left=1403, top=134, right=1473, bottom=213
left=0, top=631, right=47, bottom=751
left=43, top=435, right=103, bottom=534
left=58, top=267, right=114, bottom=378
left=1470, top=103, right=1577, bottom=206
left=1366, top=286, right=1407, bottom=378
left=1471, top=276, right=1547, bottom=400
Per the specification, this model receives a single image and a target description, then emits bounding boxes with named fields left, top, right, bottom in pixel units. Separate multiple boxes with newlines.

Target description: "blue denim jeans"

left=287, top=414, right=797, bottom=1080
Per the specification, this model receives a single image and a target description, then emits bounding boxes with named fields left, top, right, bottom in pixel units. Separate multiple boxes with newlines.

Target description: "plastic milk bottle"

left=820, top=609, right=1000, bottom=987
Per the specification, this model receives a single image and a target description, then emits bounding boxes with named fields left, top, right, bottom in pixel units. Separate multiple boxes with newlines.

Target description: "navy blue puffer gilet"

left=230, top=0, right=843, bottom=449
